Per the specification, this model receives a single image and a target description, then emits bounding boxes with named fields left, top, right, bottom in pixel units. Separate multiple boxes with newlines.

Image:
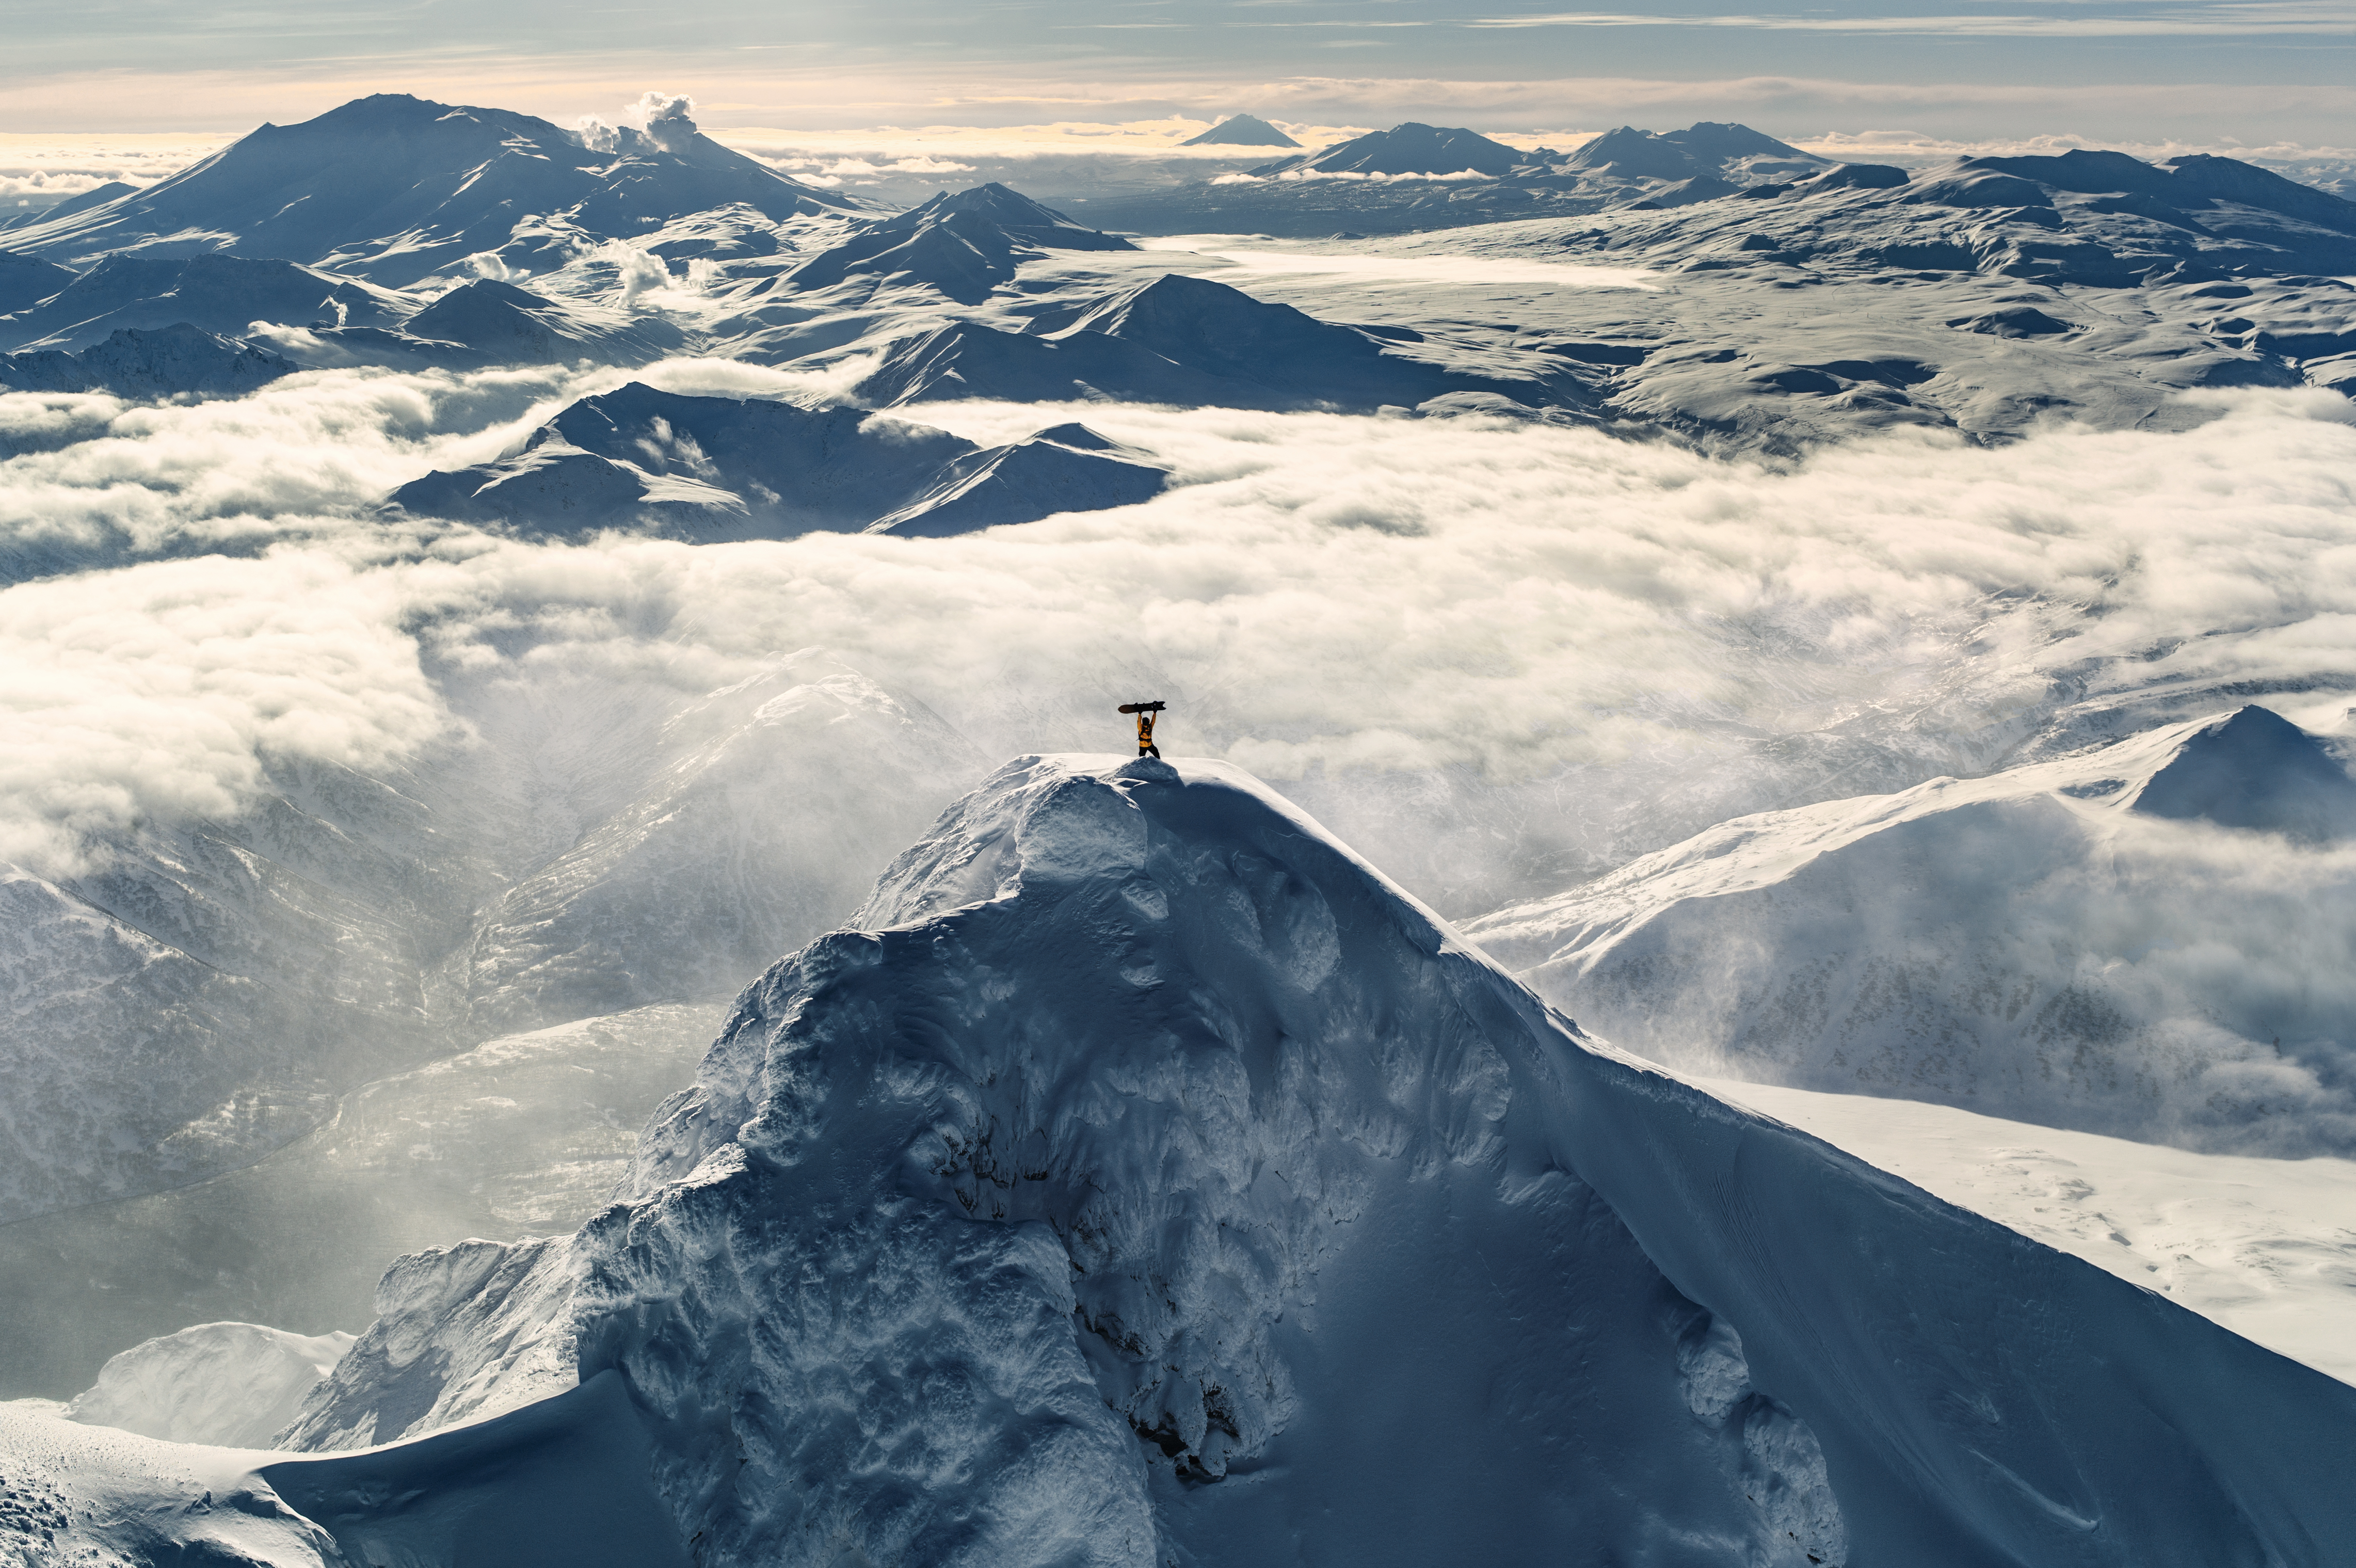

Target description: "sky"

left=3, top=0, right=2355, bottom=148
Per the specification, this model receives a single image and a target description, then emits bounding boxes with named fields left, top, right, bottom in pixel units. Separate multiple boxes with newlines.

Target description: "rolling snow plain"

left=5, top=92, right=2356, bottom=1566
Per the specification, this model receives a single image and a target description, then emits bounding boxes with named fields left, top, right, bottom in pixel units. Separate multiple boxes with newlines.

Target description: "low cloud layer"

left=7, top=368, right=2355, bottom=906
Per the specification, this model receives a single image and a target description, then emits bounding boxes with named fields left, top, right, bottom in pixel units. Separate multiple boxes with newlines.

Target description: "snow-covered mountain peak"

left=1180, top=113, right=1300, bottom=149
left=1252, top=122, right=1523, bottom=179
left=4, top=92, right=858, bottom=287
left=281, top=751, right=2356, bottom=1566
left=2130, top=702, right=2356, bottom=839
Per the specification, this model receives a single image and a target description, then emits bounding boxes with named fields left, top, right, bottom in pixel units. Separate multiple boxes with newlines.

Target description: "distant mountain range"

left=0, top=93, right=860, bottom=287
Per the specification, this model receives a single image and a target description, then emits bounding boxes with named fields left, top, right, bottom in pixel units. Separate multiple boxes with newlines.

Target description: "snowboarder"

left=1119, top=700, right=1165, bottom=758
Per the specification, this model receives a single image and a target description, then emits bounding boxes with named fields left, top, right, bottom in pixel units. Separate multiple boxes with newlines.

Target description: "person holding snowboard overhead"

left=1118, top=700, right=1165, bottom=758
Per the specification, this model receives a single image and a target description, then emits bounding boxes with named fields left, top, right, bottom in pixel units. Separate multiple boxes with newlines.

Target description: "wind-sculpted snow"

left=2, top=93, right=858, bottom=288
left=67, top=1323, right=355, bottom=1448
left=390, top=382, right=1166, bottom=540
left=287, top=756, right=2356, bottom=1566
left=1469, top=707, right=2356, bottom=1155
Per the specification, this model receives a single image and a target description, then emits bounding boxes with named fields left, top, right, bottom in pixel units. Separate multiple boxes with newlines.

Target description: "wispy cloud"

left=1470, top=1, right=2356, bottom=34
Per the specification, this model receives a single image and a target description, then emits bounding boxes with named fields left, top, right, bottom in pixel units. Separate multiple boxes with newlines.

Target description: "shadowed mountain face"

left=271, top=756, right=2356, bottom=1568
left=781, top=186, right=1134, bottom=304
left=390, top=382, right=1166, bottom=540
left=853, top=270, right=1580, bottom=412
left=2130, top=704, right=2356, bottom=840
left=3, top=93, right=859, bottom=286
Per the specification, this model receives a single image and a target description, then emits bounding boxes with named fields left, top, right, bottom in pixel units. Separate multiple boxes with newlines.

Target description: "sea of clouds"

left=6, top=364, right=2355, bottom=914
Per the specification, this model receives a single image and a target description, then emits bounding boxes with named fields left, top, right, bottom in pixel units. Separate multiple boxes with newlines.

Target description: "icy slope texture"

left=853, top=270, right=1578, bottom=412
left=389, top=383, right=1163, bottom=540
left=460, top=656, right=989, bottom=1033
left=4, top=93, right=857, bottom=287
left=1695, top=1076, right=2356, bottom=1385
left=1180, top=114, right=1298, bottom=149
left=67, top=1323, right=355, bottom=1447
left=290, top=756, right=2356, bottom=1566
left=1468, top=706, right=2356, bottom=1154
left=0, top=323, right=294, bottom=398
left=0, top=252, right=408, bottom=353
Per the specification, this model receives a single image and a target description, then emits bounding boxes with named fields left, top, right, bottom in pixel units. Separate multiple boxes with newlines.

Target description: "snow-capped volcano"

left=271, top=755, right=2356, bottom=1567
left=3, top=93, right=859, bottom=287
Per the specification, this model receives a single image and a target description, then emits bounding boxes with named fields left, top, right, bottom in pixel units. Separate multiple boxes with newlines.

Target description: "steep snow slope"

left=1693, top=1077, right=2356, bottom=1385
left=389, top=385, right=1165, bottom=540
left=1466, top=707, right=2356, bottom=1154
left=1, top=1373, right=686, bottom=1568
left=0, top=647, right=990, bottom=1235
left=285, top=755, right=2356, bottom=1566
left=0, top=755, right=485, bottom=1223
left=4, top=93, right=856, bottom=287
left=67, top=1324, right=356, bottom=1447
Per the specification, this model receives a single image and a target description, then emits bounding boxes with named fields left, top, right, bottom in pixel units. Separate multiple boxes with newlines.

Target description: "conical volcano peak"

left=1181, top=113, right=1301, bottom=148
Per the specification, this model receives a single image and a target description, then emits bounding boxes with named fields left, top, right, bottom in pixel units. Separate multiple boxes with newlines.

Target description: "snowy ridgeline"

left=16, top=755, right=2345, bottom=1568
left=1468, top=705, right=2356, bottom=1155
